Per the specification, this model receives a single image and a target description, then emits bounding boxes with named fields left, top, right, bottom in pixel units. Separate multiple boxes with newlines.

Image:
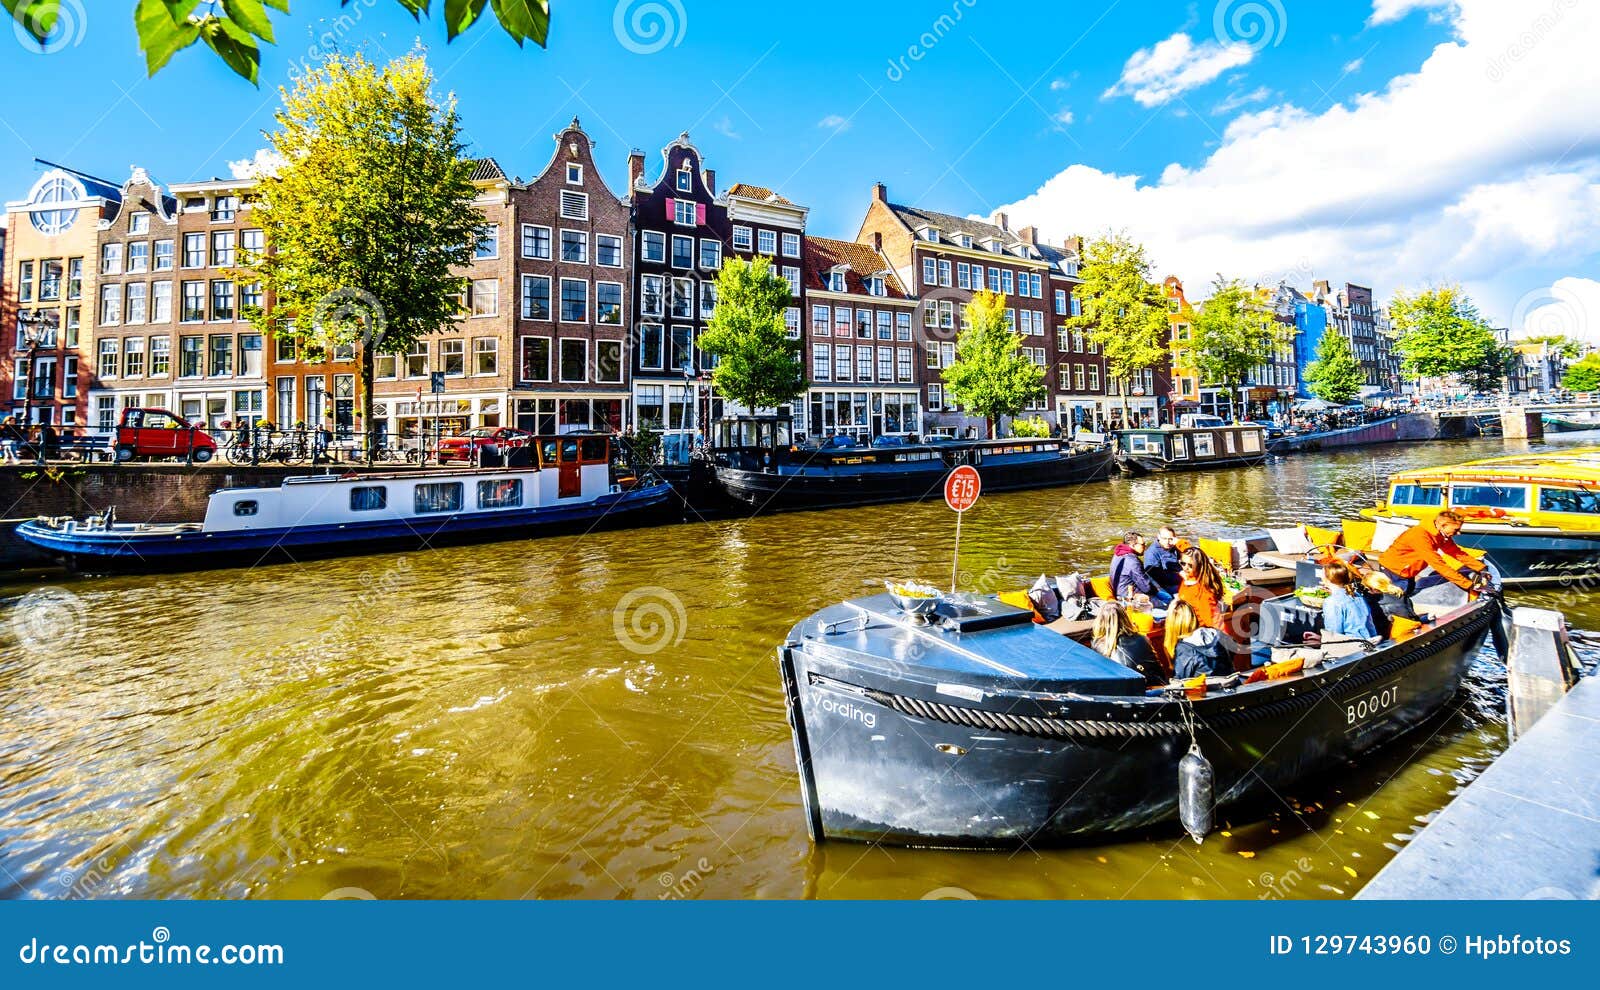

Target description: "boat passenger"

left=1165, top=600, right=1233, bottom=679
left=1359, top=569, right=1415, bottom=636
left=1376, top=510, right=1491, bottom=596
left=1091, top=602, right=1165, bottom=687
left=1143, top=526, right=1183, bottom=593
left=1176, top=546, right=1227, bottom=630
left=1111, top=532, right=1172, bottom=605
left=1320, top=559, right=1377, bottom=639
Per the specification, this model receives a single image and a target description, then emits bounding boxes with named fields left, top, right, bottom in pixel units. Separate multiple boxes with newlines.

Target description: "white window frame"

left=560, top=190, right=589, bottom=221
left=566, top=163, right=584, bottom=185
left=559, top=278, right=588, bottom=324
left=522, top=223, right=552, bottom=260
left=560, top=228, right=589, bottom=265
left=596, top=233, right=624, bottom=268
left=732, top=225, right=752, bottom=251
left=757, top=229, right=777, bottom=255
left=781, top=232, right=801, bottom=257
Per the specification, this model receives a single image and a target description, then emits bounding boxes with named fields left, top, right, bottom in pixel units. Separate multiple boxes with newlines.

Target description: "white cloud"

left=1053, top=108, right=1075, bottom=127
left=1343, top=58, right=1364, bottom=74
left=1369, top=0, right=1457, bottom=26
left=1211, top=85, right=1272, bottom=115
left=1050, top=78, right=1070, bottom=91
left=817, top=114, right=850, bottom=133
left=1000, top=0, right=1600, bottom=322
left=713, top=115, right=740, bottom=140
left=1103, top=32, right=1256, bottom=107
left=1512, top=277, right=1600, bottom=345
left=228, top=149, right=285, bottom=179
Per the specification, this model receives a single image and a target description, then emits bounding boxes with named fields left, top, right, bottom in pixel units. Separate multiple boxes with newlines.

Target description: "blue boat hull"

left=15, top=483, right=678, bottom=574
left=1449, top=527, right=1600, bottom=585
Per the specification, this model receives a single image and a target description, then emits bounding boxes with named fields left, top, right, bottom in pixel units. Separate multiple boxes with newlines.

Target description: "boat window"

left=561, top=439, right=580, bottom=463
left=1538, top=487, right=1600, bottom=515
left=580, top=437, right=607, bottom=462
left=540, top=439, right=559, bottom=465
left=1391, top=484, right=1443, bottom=506
left=1127, top=434, right=1152, bottom=454
left=1452, top=484, right=1528, bottom=510
left=1223, top=432, right=1237, bottom=454
left=233, top=500, right=258, bottom=516
left=1193, top=434, right=1214, bottom=457
left=1241, top=431, right=1261, bottom=453
left=414, top=482, right=464, bottom=515
left=477, top=479, right=522, bottom=509
left=350, top=486, right=387, bottom=511
left=1169, top=437, right=1188, bottom=459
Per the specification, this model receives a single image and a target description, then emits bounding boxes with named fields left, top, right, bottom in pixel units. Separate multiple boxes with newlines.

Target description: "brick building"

left=724, top=181, right=806, bottom=378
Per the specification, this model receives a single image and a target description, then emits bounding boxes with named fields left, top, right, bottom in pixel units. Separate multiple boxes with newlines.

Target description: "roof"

left=726, top=183, right=792, bottom=205
left=469, top=157, right=506, bottom=182
left=883, top=201, right=1038, bottom=259
left=1392, top=449, right=1600, bottom=485
left=803, top=236, right=909, bottom=298
left=1031, top=239, right=1082, bottom=279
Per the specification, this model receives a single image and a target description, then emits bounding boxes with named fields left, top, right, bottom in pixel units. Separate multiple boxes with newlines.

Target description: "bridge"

left=1421, top=402, right=1600, bottom=439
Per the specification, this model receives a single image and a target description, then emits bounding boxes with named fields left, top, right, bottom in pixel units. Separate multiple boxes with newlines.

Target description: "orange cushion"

left=1199, top=538, right=1236, bottom=571
left=1089, top=576, right=1114, bottom=600
left=1389, top=616, right=1426, bottom=640
left=997, top=590, right=1032, bottom=611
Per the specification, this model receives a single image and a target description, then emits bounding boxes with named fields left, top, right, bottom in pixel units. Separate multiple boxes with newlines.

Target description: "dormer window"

left=566, top=163, right=583, bottom=185
left=211, top=195, right=238, bottom=222
left=917, top=225, right=938, bottom=242
left=829, top=271, right=846, bottom=293
left=868, top=276, right=885, bottom=297
left=982, top=237, right=1001, bottom=252
left=676, top=168, right=693, bottom=192
left=956, top=234, right=972, bottom=248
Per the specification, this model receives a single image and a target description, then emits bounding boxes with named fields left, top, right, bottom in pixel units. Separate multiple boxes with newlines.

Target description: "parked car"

left=1246, top=419, right=1287, bottom=439
left=114, top=408, right=218, bottom=463
left=436, top=427, right=535, bottom=465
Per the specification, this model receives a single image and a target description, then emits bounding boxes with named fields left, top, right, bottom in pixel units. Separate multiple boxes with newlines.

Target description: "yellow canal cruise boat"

left=1364, top=449, right=1600, bottom=585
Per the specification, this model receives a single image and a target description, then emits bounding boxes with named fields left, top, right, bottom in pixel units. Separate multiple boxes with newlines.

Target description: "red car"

left=435, top=427, right=534, bottom=464
left=114, top=408, right=218, bottom=463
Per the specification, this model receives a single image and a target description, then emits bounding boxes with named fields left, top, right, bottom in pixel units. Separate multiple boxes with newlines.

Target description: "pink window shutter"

left=665, top=197, right=675, bottom=221
left=695, top=203, right=706, bottom=226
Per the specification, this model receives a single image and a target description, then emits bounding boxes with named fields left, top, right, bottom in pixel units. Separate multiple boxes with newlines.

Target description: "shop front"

left=513, top=393, right=627, bottom=436
left=800, top=388, right=921, bottom=443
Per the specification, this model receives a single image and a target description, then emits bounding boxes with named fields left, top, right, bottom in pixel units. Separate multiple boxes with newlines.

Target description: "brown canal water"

left=3, top=434, right=1598, bottom=901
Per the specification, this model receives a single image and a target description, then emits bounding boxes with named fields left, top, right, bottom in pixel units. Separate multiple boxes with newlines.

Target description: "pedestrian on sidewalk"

left=1, top=417, right=23, bottom=463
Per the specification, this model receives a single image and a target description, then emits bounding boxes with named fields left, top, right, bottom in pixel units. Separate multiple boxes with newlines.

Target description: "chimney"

left=628, top=149, right=645, bottom=189
left=871, top=181, right=886, bottom=202
left=704, top=168, right=716, bottom=195
left=991, top=210, right=1010, bottom=232
left=871, top=231, right=883, bottom=253
left=1018, top=225, right=1038, bottom=246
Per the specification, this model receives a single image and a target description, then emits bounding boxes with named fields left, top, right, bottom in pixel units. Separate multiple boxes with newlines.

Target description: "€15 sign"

left=945, top=465, right=981, bottom=591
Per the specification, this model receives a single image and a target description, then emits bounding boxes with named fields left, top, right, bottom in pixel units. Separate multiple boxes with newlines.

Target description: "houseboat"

left=777, top=532, right=1502, bottom=847
left=16, top=435, right=675, bottom=574
left=1364, top=449, right=1600, bottom=585
left=709, top=423, right=1114, bottom=512
left=1115, top=416, right=1269, bottom=475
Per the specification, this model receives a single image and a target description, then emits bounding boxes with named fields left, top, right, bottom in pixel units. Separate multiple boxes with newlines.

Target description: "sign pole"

left=943, top=465, right=982, bottom=594
left=951, top=508, right=963, bottom=594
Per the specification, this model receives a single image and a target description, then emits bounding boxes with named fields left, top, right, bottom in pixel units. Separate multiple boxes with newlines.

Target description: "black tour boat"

left=1116, top=419, right=1269, bottom=475
left=777, top=550, right=1501, bottom=847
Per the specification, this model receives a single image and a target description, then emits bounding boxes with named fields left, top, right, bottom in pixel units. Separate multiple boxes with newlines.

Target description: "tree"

left=1389, top=285, right=1511, bottom=392
left=241, top=51, right=482, bottom=461
left=10, top=2, right=550, bottom=84
left=1521, top=334, right=1584, bottom=360
left=942, top=291, right=1046, bottom=438
left=1066, top=232, right=1168, bottom=421
left=1190, top=277, right=1293, bottom=413
left=1562, top=354, right=1600, bottom=392
left=696, top=257, right=806, bottom=413
left=1302, top=326, right=1365, bottom=405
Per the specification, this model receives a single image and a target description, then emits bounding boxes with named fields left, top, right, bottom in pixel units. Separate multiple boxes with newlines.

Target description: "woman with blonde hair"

left=1176, top=546, right=1227, bottom=631
left=1166, top=599, right=1232, bottom=679
left=1091, top=601, right=1164, bottom=686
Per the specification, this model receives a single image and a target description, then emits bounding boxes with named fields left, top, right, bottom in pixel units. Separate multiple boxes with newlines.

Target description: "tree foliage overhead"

left=241, top=50, right=482, bottom=453
left=9, top=1, right=550, bottom=84
left=1065, top=232, right=1168, bottom=410
left=1190, top=277, right=1294, bottom=394
left=696, top=257, right=806, bottom=413
left=1561, top=354, right=1600, bottom=393
left=942, top=291, right=1046, bottom=438
left=1302, top=325, right=1365, bottom=405
left=1388, top=284, right=1511, bottom=392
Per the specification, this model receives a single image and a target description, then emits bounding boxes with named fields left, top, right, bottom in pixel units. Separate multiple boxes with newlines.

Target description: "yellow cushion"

left=1306, top=524, right=1343, bottom=551
left=997, top=590, right=1032, bottom=611
left=1089, top=576, right=1114, bottom=600
left=1389, top=616, right=1426, bottom=640
left=1341, top=519, right=1376, bottom=553
left=1199, top=538, right=1236, bottom=571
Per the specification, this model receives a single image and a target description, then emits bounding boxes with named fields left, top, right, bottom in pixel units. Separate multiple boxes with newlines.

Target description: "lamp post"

left=16, top=310, right=58, bottom=463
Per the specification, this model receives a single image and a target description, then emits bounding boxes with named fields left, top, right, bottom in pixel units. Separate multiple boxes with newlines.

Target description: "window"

left=782, top=232, right=801, bottom=257
left=241, top=228, right=264, bottom=260
left=811, top=304, right=831, bottom=335
left=877, top=347, right=893, bottom=381
left=638, top=324, right=664, bottom=370
left=676, top=168, right=693, bottom=192
left=63, top=307, right=80, bottom=348
left=834, top=306, right=852, bottom=338
left=475, top=224, right=499, bottom=259
left=1088, top=366, right=1099, bottom=391
left=211, top=280, right=235, bottom=321
left=987, top=267, right=1001, bottom=292
left=560, top=279, right=587, bottom=322
left=938, top=260, right=952, bottom=287
left=671, top=234, right=693, bottom=269
left=406, top=341, right=428, bottom=378
left=99, top=284, right=122, bottom=325
left=522, top=224, right=552, bottom=260
left=67, top=258, right=83, bottom=298
left=478, top=479, right=523, bottom=509
left=670, top=326, right=693, bottom=373
left=1539, top=487, right=1600, bottom=514
left=835, top=345, right=852, bottom=382
left=757, top=229, right=776, bottom=255
left=641, top=230, right=666, bottom=263
left=126, top=242, right=149, bottom=274
left=596, top=281, right=623, bottom=324
left=211, top=195, right=238, bottom=221
left=130, top=212, right=150, bottom=235
left=62, top=355, right=77, bottom=397
left=1055, top=289, right=1068, bottom=315
left=673, top=199, right=696, bottom=226
left=560, top=338, right=587, bottom=382
left=785, top=307, right=800, bottom=338
left=640, top=274, right=664, bottom=317
left=179, top=336, right=202, bottom=377
left=471, top=278, right=498, bottom=317
left=561, top=229, right=588, bottom=263
left=560, top=190, right=588, bottom=220
left=956, top=262, right=970, bottom=290
left=233, top=500, right=259, bottom=517
left=211, top=230, right=235, bottom=267
left=812, top=343, right=831, bottom=382
left=856, top=348, right=873, bottom=382
left=928, top=384, right=944, bottom=410
left=183, top=233, right=205, bottom=268
left=732, top=225, right=752, bottom=251
left=1452, top=485, right=1528, bottom=510
left=699, top=238, right=721, bottom=270
left=897, top=347, right=912, bottom=382
left=671, top=278, right=693, bottom=320
left=125, top=282, right=147, bottom=325
left=828, top=271, right=846, bottom=293
left=867, top=276, right=885, bottom=296
left=350, top=487, right=388, bottom=511
left=98, top=339, right=119, bottom=378
left=474, top=337, right=498, bottom=375
left=154, top=240, right=174, bottom=271
left=152, top=281, right=173, bottom=323
left=922, top=258, right=936, bottom=285
left=782, top=266, right=801, bottom=296
left=596, top=234, right=623, bottom=267
left=1001, top=270, right=1014, bottom=294
left=240, top=281, right=263, bottom=311
left=897, top=313, right=912, bottom=340
left=441, top=339, right=465, bottom=376
left=415, top=482, right=464, bottom=515
left=100, top=243, right=123, bottom=276
left=521, top=337, right=553, bottom=381
left=150, top=336, right=170, bottom=376
left=208, top=334, right=233, bottom=376
left=595, top=340, right=624, bottom=383
left=521, top=275, right=551, bottom=320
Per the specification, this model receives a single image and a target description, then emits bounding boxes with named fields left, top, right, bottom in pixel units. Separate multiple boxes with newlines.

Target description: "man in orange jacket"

left=1378, top=510, right=1490, bottom=595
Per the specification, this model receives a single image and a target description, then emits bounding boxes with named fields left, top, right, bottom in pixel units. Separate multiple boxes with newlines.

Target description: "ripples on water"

left=2, top=435, right=1597, bottom=900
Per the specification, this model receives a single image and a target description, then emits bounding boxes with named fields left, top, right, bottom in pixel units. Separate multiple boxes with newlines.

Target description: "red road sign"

left=944, top=465, right=981, bottom=512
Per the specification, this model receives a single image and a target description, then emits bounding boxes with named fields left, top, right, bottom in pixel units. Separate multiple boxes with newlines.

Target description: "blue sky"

left=5, top=0, right=1598, bottom=336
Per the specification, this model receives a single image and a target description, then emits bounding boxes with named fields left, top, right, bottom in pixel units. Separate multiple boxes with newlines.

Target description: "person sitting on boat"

left=1320, top=558, right=1377, bottom=640
left=1143, top=526, right=1183, bottom=594
left=1091, top=601, right=1165, bottom=687
left=1377, top=510, right=1491, bottom=597
left=1111, top=532, right=1172, bottom=605
left=1176, top=546, right=1227, bottom=631
left=1358, top=568, right=1416, bottom=637
left=1165, top=600, right=1232, bottom=679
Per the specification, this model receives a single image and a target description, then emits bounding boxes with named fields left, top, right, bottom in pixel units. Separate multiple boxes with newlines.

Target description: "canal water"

left=3, top=434, right=1597, bottom=900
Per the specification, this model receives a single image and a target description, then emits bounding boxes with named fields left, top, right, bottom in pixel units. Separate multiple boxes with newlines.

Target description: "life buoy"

left=1456, top=506, right=1507, bottom=520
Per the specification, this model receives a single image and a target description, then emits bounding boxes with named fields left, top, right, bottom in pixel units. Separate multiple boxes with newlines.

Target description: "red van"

left=114, top=408, right=218, bottom=463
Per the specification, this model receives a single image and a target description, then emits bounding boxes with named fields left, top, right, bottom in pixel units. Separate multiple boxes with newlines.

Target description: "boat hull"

left=716, top=448, right=1115, bottom=512
left=1450, top=526, right=1600, bottom=586
left=1117, top=452, right=1268, bottom=476
left=779, top=602, right=1494, bottom=847
left=16, top=482, right=677, bottom=574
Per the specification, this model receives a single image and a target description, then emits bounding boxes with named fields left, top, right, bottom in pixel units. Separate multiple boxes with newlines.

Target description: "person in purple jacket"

left=1110, top=531, right=1173, bottom=605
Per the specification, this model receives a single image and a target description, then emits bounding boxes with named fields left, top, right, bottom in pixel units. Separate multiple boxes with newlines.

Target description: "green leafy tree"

left=1520, top=334, right=1584, bottom=360
left=1389, top=285, right=1511, bottom=392
left=10, top=1, right=550, bottom=84
left=696, top=257, right=806, bottom=413
left=1190, top=277, right=1294, bottom=410
left=1066, top=232, right=1168, bottom=421
left=1302, top=327, right=1365, bottom=405
left=1009, top=415, right=1050, bottom=438
left=1561, top=354, right=1600, bottom=392
left=240, top=51, right=482, bottom=460
left=942, top=291, right=1046, bottom=438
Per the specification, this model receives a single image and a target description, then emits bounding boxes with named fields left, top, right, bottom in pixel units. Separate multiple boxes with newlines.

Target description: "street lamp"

left=16, top=310, right=58, bottom=463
